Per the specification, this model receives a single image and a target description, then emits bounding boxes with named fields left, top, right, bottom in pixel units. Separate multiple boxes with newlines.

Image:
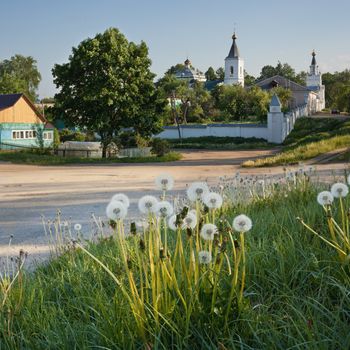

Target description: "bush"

left=150, top=138, right=170, bottom=156
left=116, top=131, right=150, bottom=149
left=59, top=129, right=86, bottom=142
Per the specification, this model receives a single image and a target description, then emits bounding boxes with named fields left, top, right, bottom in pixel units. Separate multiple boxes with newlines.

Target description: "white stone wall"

left=157, top=123, right=268, bottom=140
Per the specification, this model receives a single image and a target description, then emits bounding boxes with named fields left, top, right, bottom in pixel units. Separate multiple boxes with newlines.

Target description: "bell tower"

left=224, top=33, right=244, bottom=86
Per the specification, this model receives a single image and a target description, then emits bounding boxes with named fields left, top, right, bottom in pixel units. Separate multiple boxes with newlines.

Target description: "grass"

left=1, top=174, right=350, bottom=349
left=242, top=117, right=350, bottom=167
left=168, top=136, right=274, bottom=150
left=0, top=150, right=182, bottom=165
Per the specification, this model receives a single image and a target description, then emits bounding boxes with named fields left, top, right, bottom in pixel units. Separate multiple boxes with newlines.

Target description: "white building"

left=224, top=33, right=244, bottom=86
left=306, top=50, right=325, bottom=111
left=175, top=59, right=206, bottom=83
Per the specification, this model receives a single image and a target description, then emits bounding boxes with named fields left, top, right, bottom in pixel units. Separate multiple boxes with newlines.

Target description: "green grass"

left=0, top=150, right=182, bottom=165
left=1, top=179, right=350, bottom=349
left=168, top=136, right=273, bottom=150
left=243, top=117, right=350, bottom=167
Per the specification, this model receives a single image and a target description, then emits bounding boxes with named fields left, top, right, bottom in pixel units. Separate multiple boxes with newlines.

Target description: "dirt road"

left=0, top=149, right=347, bottom=264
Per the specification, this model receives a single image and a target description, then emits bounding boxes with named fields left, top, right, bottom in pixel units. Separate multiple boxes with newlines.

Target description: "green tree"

left=257, top=61, right=306, bottom=85
left=244, top=71, right=256, bottom=86
left=323, top=70, right=350, bottom=110
left=205, top=66, right=217, bottom=81
left=52, top=28, right=166, bottom=157
left=216, top=67, right=225, bottom=80
left=0, top=55, right=41, bottom=101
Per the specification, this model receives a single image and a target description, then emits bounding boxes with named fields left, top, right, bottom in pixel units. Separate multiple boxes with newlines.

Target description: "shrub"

left=150, top=138, right=170, bottom=156
left=59, top=129, right=86, bottom=142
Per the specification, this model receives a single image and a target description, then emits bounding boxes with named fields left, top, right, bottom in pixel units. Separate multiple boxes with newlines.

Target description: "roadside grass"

left=168, top=136, right=274, bottom=150
left=243, top=117, right=350, bottom=167
left=0, top=150, right=182, bottom=165
left=1, top=176, right=350, bottom=349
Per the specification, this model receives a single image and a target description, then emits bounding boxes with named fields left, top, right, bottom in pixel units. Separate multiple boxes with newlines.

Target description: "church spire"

left=226, top=33, right=240, bottom=59
left=311, top=50, right=316, bottom=66
left=310, top=50, right=318, bottom=75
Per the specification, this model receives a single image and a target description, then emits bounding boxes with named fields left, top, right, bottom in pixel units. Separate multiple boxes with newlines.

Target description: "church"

left=175, top=33, right=326, bottom=113
left=223, top=33, right=325, bottom=112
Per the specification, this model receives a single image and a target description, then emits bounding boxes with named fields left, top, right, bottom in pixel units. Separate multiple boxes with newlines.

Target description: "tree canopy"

left=258, top=61, right=306, bottom=85
left=0, top=54, right=41, bottom=102
left=52, top=28, right=166, bottom=156
left=323, top=69, right=350, bottom=112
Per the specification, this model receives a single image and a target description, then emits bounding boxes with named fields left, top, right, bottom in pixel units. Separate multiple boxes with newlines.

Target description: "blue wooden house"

left=0, top=93, right=54, bottom=150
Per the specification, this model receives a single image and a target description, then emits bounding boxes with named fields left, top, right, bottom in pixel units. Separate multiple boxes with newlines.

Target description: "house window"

left=43, top=132, right=52, bottom=140
left=11, top=130, right=37, bottom=140
left=230, top=66, right=234, bottom=75
left=240, top=67, right=242, bottom=76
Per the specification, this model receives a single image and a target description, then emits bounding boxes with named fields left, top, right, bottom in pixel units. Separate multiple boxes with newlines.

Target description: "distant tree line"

left=1, top=28, right=349, bottom=153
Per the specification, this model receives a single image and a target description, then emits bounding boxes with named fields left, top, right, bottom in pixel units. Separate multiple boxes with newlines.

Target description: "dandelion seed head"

left=200, top=224, right=218, bottom=241
left=233, top=214, right=252, bottom=232
left=168, top=214, right=178, bottom=231
left=187, top=182, right=209, bottom=202
left=155, top=201, right=174, bottom=218
left=138, top=195, right=158, bottom=214
left=155, top=173, right=174, bottom=191
left=198, top=250, right=212, bottom=264
left=331, top=183, right=349, bottom=198
left=74, top=223, right=82, bottom=231
left=111, top=193, right=130, bottom=208
left=203, top=192, right=223, bottom=209
left=106, top=201, right=127, bottom=221
left=182, top=212, right=197, bottom=229
left=317, top=191, right=334, bottom=206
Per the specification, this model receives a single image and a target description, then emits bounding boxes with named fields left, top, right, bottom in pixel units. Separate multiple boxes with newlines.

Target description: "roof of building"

left=255, top=75, right=310, bottom=92
left=0, top=93, right=46, bottom=122
left=204, top=79, right=222, bottom=91
left=226, top=33, right=240, bottom=59
left=175, top=59, right=206, bottom=81
left=270, top=94, right=281, bottom=106
left=0, top=93, right=22, bottom=110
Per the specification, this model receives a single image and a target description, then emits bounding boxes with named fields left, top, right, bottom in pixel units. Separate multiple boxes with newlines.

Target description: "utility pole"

left=171, top=90, right=182, bottom=140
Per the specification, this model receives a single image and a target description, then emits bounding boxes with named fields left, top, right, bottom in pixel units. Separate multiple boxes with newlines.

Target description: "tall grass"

left=1, top=173, right=350, bottom=349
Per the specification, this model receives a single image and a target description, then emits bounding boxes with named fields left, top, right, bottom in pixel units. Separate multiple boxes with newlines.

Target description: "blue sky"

left=1, top=0, right=349, bottom=98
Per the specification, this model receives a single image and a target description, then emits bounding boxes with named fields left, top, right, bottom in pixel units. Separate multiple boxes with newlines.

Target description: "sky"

left=1, top=0, right=349, bottom=98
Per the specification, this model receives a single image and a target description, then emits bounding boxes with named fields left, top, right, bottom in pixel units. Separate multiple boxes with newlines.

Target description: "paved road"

left=0, top=149, right=348, bottom=266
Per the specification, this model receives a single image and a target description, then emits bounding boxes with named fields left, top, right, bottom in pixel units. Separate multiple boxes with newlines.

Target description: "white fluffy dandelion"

left=200, top=223, right=218, bottom=241
left=168, top=214, right=179, bottom=231
left=155, top=201, right=174, bottom=218
left=330, top=183, right=349, bottom=198
left=106, top=201, right=127, bottom=221
left=203, top=192, right=223, bottom=209
left=317, top=191, right=334, bottom=206
left=233, top=214, right=252, bottom=232
left=111, top=193, right=130, bottom=208
left=138, top=195, right=158, bottom=214
left=198, top=250, right=212, bottom=264
left=155, top=173, right=174, bottom=191
left=187, top=182, right=209, bottom=202
left=182, top=212, right=197, bottom=229
left=189, top=209, right=197, bottom=217
left=74, top=223, right=82, bottom=231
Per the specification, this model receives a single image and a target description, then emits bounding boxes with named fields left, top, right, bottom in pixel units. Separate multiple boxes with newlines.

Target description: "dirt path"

left=0, top=148, right=348, bottom=266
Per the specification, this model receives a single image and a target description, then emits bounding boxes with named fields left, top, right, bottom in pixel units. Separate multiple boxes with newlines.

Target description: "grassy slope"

left=168, top=136, right=273, bottom=150
left=0, top=151, right=182, bottom=165
left=1, top=183, right=349, bottom=349
left=242, top=117, right=350, bottom=167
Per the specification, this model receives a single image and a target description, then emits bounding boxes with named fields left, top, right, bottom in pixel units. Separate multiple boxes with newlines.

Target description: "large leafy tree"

left=0, top=55, right=41, bottom=101
left=205, top=66, right=217, bottom=81
left=258, top=61, right=305, bottom=85
left=323, top=70, right=350, bottom=111
left=52, top=28, right=165, bottom=156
